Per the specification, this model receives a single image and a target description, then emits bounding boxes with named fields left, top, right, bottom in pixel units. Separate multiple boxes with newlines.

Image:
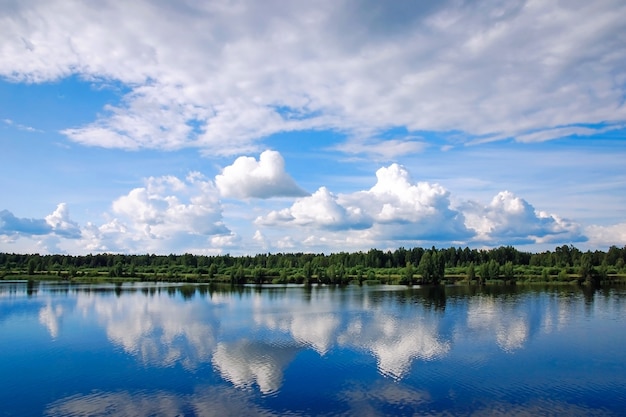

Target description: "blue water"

left=0, top=282, right=625, bottom=416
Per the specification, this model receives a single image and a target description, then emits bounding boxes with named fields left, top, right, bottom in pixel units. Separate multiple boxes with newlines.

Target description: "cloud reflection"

left=75, top=291, right=219, bottom=369
left=339, top=313, right=450, bottom=379
left=212, top=340, right=299, bottom=394
left=39, top=301, right=64, bottom=339
left=275, top=312, right=341, bottom=355
left=52, top=285, right=578, bottom=396
left=466, top=296, right=529, bottom=353
left=44, top=386, right=275, bottom=417
left=253, top=288, right=450, bottom=379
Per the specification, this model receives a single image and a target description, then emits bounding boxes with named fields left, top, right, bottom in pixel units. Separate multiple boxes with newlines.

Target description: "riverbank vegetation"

left=1, top=245, right=625, bottom=286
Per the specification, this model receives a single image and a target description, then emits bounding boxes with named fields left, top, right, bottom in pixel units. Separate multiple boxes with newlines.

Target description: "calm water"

left=1, top=282, right=625, bottom=416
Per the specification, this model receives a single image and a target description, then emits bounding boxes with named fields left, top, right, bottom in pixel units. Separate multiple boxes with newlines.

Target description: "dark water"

left=1, top=282, right=625, bottom=416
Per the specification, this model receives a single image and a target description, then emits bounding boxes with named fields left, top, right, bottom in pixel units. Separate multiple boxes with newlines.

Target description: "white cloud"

left=252, top=230, right=269, bottom=249
left=113, top=173, right=226, bottom=236
left=585, top=223, right=626, bottom=248
left=0, top=203, right=80, bottom=240
left=77, top=173, right=229, bottom=253
left=332, top=138, right=428, bottom=160
left=257, top=163, right=470, bottom=246
left=255, top=164, right=588, bottom=251
left=2, top=0, right=624, bottom=154
left=257, top=186, right=371, bottom=230
left=0, top=209, right=51, bottom=236
left=45, top=203, right=81, bottom=238
left=0, top=159, right=595, bottom=255
left=514, top=124, right=625, bottom=143
left=462, top=191, right=585, bottom=245
left=210, top=233, right=240, bottom=248
left=215, top=150, right=307, bottom=199
left=2, top=118, right=42, bottom=132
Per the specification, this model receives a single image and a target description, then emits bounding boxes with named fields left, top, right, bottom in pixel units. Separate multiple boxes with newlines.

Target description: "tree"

left=355, top=266, right=364, bottom=285
left=487, top=259, right=500, bottom=280
left=579, top=253, right=593, bottom=281
left=418, top=250, right=444, bottom=285
left=279, top=269, right=288, bottom=284
left=478, top=262, right=488, bottom=285
left=253, top=266, right=265, bottom=284
left=402, top=262, right=414, bottom=285
left=598, top=261, right=608, bottom=282
left=27, top=259, right=37, bottom=276
left=235, top=265, right=245, bottom=284
left=418, top=252, right=434, bottom=283
left=503, top=261, right=514, bottom=281
left=466, top=262, right=476, bottom=281
left=208, top=263, right=217, bottom=279
left=109, top=262, right=124, bottom=278
left=303, top=261, right=313, bottom=282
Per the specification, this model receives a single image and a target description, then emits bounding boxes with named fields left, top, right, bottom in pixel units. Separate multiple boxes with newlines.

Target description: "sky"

left=1, top=0, right=625, bottom=256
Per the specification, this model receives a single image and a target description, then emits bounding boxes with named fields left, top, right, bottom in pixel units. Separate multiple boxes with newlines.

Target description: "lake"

left=1, top=281, right=625, bottom=416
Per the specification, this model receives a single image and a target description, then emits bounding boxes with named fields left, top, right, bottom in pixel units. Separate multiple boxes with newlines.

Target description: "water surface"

left=1, top=282, right=625, bottom=416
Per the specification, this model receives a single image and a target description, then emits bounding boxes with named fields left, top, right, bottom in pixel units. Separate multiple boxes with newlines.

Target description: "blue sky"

left=1, top=0, right=625, bottom=255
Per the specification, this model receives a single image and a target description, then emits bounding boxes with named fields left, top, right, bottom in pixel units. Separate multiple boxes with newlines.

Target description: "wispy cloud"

left=2, top=1, right=624, bottom=155
left=3, top=118, right=42, bottom=133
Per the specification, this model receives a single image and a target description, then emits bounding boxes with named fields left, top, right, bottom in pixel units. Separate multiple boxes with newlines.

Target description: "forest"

left=1, top=245, right=625, bottom=286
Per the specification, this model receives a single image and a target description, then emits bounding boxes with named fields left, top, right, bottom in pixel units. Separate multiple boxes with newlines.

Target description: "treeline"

left=1, top=245, right=625, bottom=285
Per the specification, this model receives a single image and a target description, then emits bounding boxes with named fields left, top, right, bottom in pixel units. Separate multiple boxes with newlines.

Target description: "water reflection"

left=45, top=386, right=272, bottom=417
left=75, top=290, right=220, bottom=370
left=212, top=340, right=300, bottom=394
left=342, top=314, right=450, bottom=379
left=6, top=283, right=621, bottom=395
left=466, top=296, right=529, bottom=352
left=39, top=301, right=64, bottom=339
left=2, top=282, right=626, bottom=416
left=48, top=284, right=545, bottom=387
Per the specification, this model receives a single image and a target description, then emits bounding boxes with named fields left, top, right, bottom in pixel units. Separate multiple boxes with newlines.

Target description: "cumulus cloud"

left=585, top=223, right=626, bottom=247
left=215, top=150, right=307, bottom=199
left=45, top=203, right=81, bottom=238
left=0, top=204, right=80, bottom=239
left=257, top=163, right=470, bottom=244
left=255, top=164, right=587, bottom=250
left=2, top=0, right=625, bottom=154
left=462, top=191, right=585, bottom=245
left=0, top=160, right=593, bottom=254
left=81, top=172, right=230, bottom=253
left=257, top=186, right=371, bottom=231
left=0, top=209, right=51, bottom=236
left=113, top=173, right=226, bottom=236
